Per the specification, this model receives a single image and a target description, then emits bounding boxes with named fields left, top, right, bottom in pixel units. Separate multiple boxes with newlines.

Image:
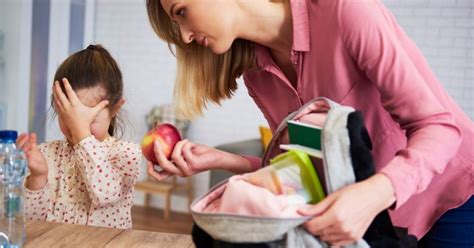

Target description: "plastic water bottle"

left=0, top=130, right=18, bottom=246
left=0, top=130, right=27, bottom=248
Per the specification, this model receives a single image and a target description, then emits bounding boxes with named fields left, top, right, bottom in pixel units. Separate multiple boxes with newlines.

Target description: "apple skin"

left=141, top=123, right=182, bottom=164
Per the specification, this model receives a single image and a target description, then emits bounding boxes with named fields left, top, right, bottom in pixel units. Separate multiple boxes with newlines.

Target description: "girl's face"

left=160, top=0, right=237, bottom=54
left=58, top=86, right=115, bottom=142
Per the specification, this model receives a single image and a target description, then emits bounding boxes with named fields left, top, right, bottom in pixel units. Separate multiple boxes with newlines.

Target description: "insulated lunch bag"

left=190, top=97, right=417, bottom=248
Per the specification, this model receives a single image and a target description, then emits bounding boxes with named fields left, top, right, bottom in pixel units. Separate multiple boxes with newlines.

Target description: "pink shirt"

left=243, top=0, right=473, bottom=238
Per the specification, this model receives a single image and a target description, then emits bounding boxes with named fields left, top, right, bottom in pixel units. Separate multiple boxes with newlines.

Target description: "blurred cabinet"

left=135, top=176, right=193, bottom=221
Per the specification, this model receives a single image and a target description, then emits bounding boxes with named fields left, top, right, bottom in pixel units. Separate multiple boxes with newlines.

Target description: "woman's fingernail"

left=154, top=140, right=160, bottom=148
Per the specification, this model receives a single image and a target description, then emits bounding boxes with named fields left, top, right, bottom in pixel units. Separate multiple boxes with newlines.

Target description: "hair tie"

left=86, top=44, right=101, bottom=51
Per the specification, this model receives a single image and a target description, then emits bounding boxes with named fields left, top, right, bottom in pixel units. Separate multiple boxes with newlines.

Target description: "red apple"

left=141, top=123, right=182, bottom=164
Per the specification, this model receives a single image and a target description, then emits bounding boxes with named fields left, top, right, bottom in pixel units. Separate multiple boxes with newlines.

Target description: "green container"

left=269, top=150, right=325, bottom=204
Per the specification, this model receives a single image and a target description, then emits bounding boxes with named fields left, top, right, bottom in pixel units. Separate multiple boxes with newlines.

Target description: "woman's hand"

left=298, top=174, right=396, bottom=246
left=16, top=133, right=48, bottom=190
left=53, top=78, right=109, bottom=144
left=147, top=139, right=253, bottom=180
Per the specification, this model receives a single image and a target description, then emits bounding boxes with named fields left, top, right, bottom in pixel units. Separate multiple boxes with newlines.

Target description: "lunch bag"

left=190, top=97, right=417, bottom=248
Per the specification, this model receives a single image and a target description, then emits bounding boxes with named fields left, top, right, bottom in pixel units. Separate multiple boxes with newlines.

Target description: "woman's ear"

left=111, top=98, right=126, bottom=117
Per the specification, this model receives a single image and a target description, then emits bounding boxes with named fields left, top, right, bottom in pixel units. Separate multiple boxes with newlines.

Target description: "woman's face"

left=160, top=0, right=237, bottom=54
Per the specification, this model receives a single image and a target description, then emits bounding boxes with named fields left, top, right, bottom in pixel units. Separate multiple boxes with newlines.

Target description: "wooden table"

left=25, top=221, right=195, bottom=248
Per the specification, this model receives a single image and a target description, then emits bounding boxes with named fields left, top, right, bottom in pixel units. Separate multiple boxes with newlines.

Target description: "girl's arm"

left=17, top=138, right=52, bottom=221
left=24, top=182, right=51, bottom=221
left=73, top=136, right=141, bottom=206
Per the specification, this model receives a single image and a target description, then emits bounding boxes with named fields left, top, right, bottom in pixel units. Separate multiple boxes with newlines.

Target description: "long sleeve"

left=25, top=181, right=51, bottom=221
left=339, top=1, right=462, bottom=208
left=73, top=136, right=141, bottom=207
left=24, top=143, right=52, bottom=221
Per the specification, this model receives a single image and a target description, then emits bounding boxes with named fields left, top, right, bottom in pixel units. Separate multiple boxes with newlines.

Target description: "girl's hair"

left=52, top=44, right=124, bottom=137
left=146, top=0, right=256, bottom=119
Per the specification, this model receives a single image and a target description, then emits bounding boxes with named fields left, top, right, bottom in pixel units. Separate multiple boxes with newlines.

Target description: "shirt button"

left=291, top=51, right=298, bottom=64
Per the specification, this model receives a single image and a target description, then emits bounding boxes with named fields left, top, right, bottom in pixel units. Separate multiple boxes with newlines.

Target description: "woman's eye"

left=176, top=8, right=185, bottom=17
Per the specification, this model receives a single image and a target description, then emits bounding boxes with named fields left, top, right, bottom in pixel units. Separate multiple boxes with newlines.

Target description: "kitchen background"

left=0, top=0, right=472, bottom=225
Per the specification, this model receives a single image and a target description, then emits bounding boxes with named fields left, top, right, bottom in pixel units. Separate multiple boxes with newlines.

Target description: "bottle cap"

left=0, top=130, right=18, bottom=142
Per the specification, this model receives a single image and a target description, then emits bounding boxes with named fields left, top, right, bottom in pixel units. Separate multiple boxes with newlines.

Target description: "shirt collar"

left=290, top=0, right=311, bottom=52
left=255, top=0, right=310, bottom=69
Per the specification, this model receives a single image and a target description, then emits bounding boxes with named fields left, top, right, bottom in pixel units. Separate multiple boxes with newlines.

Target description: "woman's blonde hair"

left=146, top=0, right=256, bottom=120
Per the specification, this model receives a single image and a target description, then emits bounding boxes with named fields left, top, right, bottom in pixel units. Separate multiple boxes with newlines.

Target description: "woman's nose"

left=179, top=25, right=194, bottom=44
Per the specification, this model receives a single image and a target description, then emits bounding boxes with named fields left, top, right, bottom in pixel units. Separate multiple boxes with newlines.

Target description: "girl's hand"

left=16, top=133, right=47, bottom=177
left=298, top=174, right=396, bottom=246
left=16, top=133, right=48, bottom=190
left=147, top=140, right=252, bottom=180
left=53, top=78, right=109, bottom=144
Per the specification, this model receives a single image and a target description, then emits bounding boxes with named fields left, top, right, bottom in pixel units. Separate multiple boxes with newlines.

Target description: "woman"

left=146, top=0, right=474, bottom=247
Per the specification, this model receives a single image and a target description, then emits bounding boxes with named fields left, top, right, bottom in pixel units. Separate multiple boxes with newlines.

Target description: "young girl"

left=145, top=0, right=473, bottom=247
left=16, top=45, right=141, bottom=229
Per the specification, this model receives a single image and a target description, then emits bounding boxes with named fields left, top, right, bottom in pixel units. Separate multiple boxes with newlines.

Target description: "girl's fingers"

left=16, top=133, right=29, bottom=148
left=24, top=149, right=34, bottom=157
left=17, top=133, right=27, bottom=140
left=54, top=81, right=70, bottom=108
left=61, top=78, right=80, bottom=103
left=22, top=142, right=34, bottom=153
left=153, top=140, right=183, bottom=176
left=30, top=133, right=37, bottom=144
left=93, top=100, right=109, bottom=114
left=53, top=90, right=63, bottom=110
left=29, top=144, right=38, bottom=152
left=147, top=162, right=172, bottom=181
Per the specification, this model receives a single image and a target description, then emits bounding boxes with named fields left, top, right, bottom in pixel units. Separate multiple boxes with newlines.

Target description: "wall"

left=0, top=0, right=32, bottom=132
left=384, top=0, right=473, bottom=117
left=0, top=1, right=5, bottom=128
left=44, top=0, right=73, bottom=142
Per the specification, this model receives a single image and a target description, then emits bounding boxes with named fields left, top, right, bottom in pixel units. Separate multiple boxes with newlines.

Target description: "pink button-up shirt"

left=242, top=0, right=473, bottom=238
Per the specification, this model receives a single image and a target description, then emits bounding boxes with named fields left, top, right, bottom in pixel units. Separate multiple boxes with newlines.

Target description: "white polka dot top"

left=25, top=136, right=141, bottom=229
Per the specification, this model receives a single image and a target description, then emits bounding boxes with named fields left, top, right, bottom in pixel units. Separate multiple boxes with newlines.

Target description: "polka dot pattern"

left=25, top=136, right=141, bottom=229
